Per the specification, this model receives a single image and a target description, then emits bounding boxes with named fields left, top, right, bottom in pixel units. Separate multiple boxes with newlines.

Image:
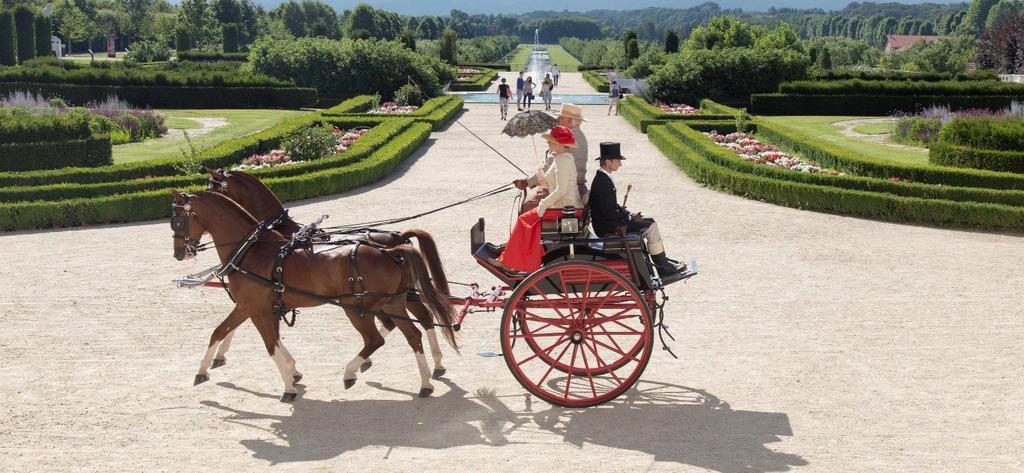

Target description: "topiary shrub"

left=0, top=11, right=16, bottom=66
left=126, top=39, right=171, bottom=62
left=175, top=27, right=191, bottom=53
left=14, top=6, right=35, bottom=62
left=222, top=23, right=239, bottom=53
left=33, top=15, right=49, bottom=58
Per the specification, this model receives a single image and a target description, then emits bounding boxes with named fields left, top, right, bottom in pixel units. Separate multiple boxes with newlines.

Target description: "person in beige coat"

left=499, top=126, right=582, bottom=272
left=513, top=103, right=589, bottom=214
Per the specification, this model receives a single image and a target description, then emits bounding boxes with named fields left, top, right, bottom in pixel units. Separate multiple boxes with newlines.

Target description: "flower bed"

left=457, top=67, right=482, bottom=74
left=375, top=102, right=419, bottom=114
left=234, top=126, right=372, bottom=171
left=706, top=131, right=840, bottom=175
left=656, top=103, right=699, bottom=115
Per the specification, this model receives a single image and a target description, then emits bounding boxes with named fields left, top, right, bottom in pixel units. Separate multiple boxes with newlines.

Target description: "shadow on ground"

left=202, top=378, right=806, bottom=472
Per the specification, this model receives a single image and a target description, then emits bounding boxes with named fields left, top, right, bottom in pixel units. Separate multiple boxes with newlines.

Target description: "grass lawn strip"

left=505, top=44, right=581, bottom=72
left=760, top=116, right=929, bottom=166
left=112, top=109, right=305, bottom=164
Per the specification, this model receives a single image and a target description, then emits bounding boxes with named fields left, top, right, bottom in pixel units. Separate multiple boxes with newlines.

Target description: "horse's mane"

left=230, top=170, right=285, bottom=207
left=196, top=190, right=261, bottom=228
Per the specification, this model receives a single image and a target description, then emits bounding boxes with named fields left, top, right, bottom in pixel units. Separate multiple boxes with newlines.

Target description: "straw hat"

left=555, top=103, right=587, bottom=122
left=542, top=126, right=578, bottom=148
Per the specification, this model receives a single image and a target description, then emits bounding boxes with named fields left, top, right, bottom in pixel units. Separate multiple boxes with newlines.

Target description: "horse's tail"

left=391, top=245, right=459, bottom=351
left=400, top=228, right=450, bottom=296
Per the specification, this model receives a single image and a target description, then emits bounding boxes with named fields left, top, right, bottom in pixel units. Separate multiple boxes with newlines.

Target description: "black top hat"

left=595, top=142, right=626, bottom=161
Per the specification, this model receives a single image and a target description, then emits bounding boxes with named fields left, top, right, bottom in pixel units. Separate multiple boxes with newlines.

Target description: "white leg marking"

left=278, top=341, right=299, bottom=378
left=344, top=355, right=366, bottom=381
left=415, top=352, right=433, bottom=390
left=215, top=330, right=236, bottom=359
left=425, top=329, right=444, bottom=370
left=271, top=343, right=296, bottom=394
left=198, top=344, right=219, bottom=375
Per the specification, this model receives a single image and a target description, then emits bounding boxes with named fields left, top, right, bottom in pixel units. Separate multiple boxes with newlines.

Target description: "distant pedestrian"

left=551, top=64, right=561, bottom=87
left=515, top=71, right=525, bottom=111
left=524, top=76, right=535, bottom=110
left=608, top=80, right=622, bottom=116
left=497, top=78, right=512, bottom=120
left=541, top=74, right=554, bottom=110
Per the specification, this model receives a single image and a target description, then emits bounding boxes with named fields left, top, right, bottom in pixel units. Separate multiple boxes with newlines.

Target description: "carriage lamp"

left=559, top=217, right=579, bottom=234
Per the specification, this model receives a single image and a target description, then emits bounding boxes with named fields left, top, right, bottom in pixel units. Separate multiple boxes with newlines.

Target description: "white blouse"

left=537, top=151, right=583, bottom=215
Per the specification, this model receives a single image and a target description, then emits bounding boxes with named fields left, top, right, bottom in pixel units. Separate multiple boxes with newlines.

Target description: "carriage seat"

left=540, top=206, right=587, bottom=242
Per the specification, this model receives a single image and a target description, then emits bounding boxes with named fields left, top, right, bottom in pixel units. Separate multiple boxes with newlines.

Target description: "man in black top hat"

left=588, top=142, right=686, bottom=278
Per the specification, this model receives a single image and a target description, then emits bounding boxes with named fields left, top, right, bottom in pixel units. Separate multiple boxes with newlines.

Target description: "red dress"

left=498, top=209, right=564, bottom=273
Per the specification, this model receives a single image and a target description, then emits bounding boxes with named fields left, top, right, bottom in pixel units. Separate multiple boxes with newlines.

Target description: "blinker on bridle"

left=171, top=192, right=199, bottom=257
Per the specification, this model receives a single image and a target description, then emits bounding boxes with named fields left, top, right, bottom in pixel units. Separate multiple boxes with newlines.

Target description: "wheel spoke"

left=591, top=336, right=644, bottom=363
left=563, top=343, right=578, bottom=400
left=592, top=319, right=627, bottom=355
left=508, top=332, right=571, bottom=339
left=579, top=339, right=597, bottom=398
left=517, top=334, right=570, bottom=366
left=538, top=339, right=573, bottom=387
left=583, top=337, right=624, bottom=386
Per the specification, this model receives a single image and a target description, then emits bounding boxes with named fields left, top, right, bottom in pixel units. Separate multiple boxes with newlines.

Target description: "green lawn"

left=506, top=44, right=581, bottom=72
left=113, top=109, right=306, bottom=164
left=759, top=116, right=929, bottom=166
left=852, top=123, right=893, bottom=135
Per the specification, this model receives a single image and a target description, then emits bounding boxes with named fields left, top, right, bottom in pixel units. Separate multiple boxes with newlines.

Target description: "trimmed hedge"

left=699, top=99, right=747, bottom=117
left=929, top=143, right=1024, bottom=174
left=755, top=119, right=1024, bottom=190
left=0, top=121, right=432, bottom=230
left=811, top=69, right=999, bottom=82
left=0, top=112, right=92, bottom=142
left=449, top=68, right=497, bottom=91
left=176, top=51, right=249, bottom=62
left=0, top=82, right=316, bottom=109
left=779, top=79, right=1024, bottom=96
left=939, top=117, right=1024, bottom=151
left=619, top=96, right=735, bottom=133
left=0, top=112, right=325, bottom=187
left=460, top=63, right=511, bottom=71
left=0, top=136, right=112, bottom=172
left=321, top=95, right=377, bottom=115
left=648, top=123, right=1024, bottom=231
left=0, top=118, right=416, bottom=202
left=323, top=95, right=463, bottom=130
left=669, top=123, right=1024, bottom=208
left=583, top=70, right=610, bottom=93
left=750, top=94, right=1024, bottom=116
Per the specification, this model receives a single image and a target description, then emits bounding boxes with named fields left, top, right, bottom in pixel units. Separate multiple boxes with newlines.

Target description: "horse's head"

left=204, top=166, right=230, bottom=193
left=169, top=189, right=208, bottom=261
left=205, top=168, right=285, bottom=221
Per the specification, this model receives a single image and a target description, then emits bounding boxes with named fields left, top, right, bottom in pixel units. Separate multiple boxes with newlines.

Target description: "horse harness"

left=171, top=194, right=435, bottom=329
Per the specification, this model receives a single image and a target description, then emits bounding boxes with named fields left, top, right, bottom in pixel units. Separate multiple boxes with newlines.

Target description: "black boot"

left=651, top=253, right=684, bottom=276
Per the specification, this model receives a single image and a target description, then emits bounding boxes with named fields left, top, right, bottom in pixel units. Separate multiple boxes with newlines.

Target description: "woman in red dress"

left=499, top=126, right=584, bottom=272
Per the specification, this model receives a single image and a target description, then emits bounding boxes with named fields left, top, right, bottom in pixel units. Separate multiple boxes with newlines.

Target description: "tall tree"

left=0, top=11, right=15, bottom=65
left=279, top=1, right=305, bottom=37
left=55, top=0, right=90, bottom=55
left=439, top=27, right=456, bottom=64
left=34, top=15, right=50, bottom=57
left=985, top=0, right=1023, bottom=30
left=13, top=6, right=34, bottom=61
left=962, top=0, right=1000, bottom=36
left=664, top=29, right=679, bottom=53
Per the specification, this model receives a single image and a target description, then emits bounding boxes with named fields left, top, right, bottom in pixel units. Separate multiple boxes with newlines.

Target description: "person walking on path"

left=497, top=78, right=512, bottom=120
left=515, top=71, right=526, bottom=111
left=551, top=64, right=561, bottom=87
left=541, top=74, right=554, bottom=111
left=523, top=76, right=535, bottom=110
left=513, top=103, right=589, bottom=213
left=608, top=80, right=622, bottom=116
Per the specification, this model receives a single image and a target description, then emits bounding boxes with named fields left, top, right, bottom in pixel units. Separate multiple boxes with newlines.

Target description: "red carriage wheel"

left=500, top=261, right=654, bottom=408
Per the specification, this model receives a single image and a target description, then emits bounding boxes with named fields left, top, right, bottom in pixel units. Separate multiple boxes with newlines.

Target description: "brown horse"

left=203, top=167, right=452, bottom=378
left=169, top=190, right=457, bottom=401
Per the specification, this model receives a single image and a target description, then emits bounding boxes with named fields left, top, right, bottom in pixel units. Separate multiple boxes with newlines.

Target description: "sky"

left=284, top=0, right=966, bottom=15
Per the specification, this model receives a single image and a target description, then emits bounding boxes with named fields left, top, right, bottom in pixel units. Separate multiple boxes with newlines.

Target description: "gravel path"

left=832, top=117, right=928, bottom=152
left=1, top=95, right=1022, bottom=471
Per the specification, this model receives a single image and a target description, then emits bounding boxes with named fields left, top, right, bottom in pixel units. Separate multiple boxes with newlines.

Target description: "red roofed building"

left=884, top=35, right=948, bottom=54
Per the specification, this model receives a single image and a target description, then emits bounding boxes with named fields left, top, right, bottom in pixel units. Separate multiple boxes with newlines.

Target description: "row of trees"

left=0, top=6, right=51, bottom=65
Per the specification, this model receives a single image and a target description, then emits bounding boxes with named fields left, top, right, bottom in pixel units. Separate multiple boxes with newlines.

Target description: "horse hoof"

left=344, top=378, right=356, bottom=389
left=280, top=392, right=297, bottom=403
left=432, top=368, right=446, bottom=379
left=293, top=373, right=303, bottom=384
left=211, top=358, right=226, bottom=369
left=418, top=387, right=434, bottom=398
left=360, top=360, right=373, bottom=372
left=194, top=374, right=209, bottom=385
